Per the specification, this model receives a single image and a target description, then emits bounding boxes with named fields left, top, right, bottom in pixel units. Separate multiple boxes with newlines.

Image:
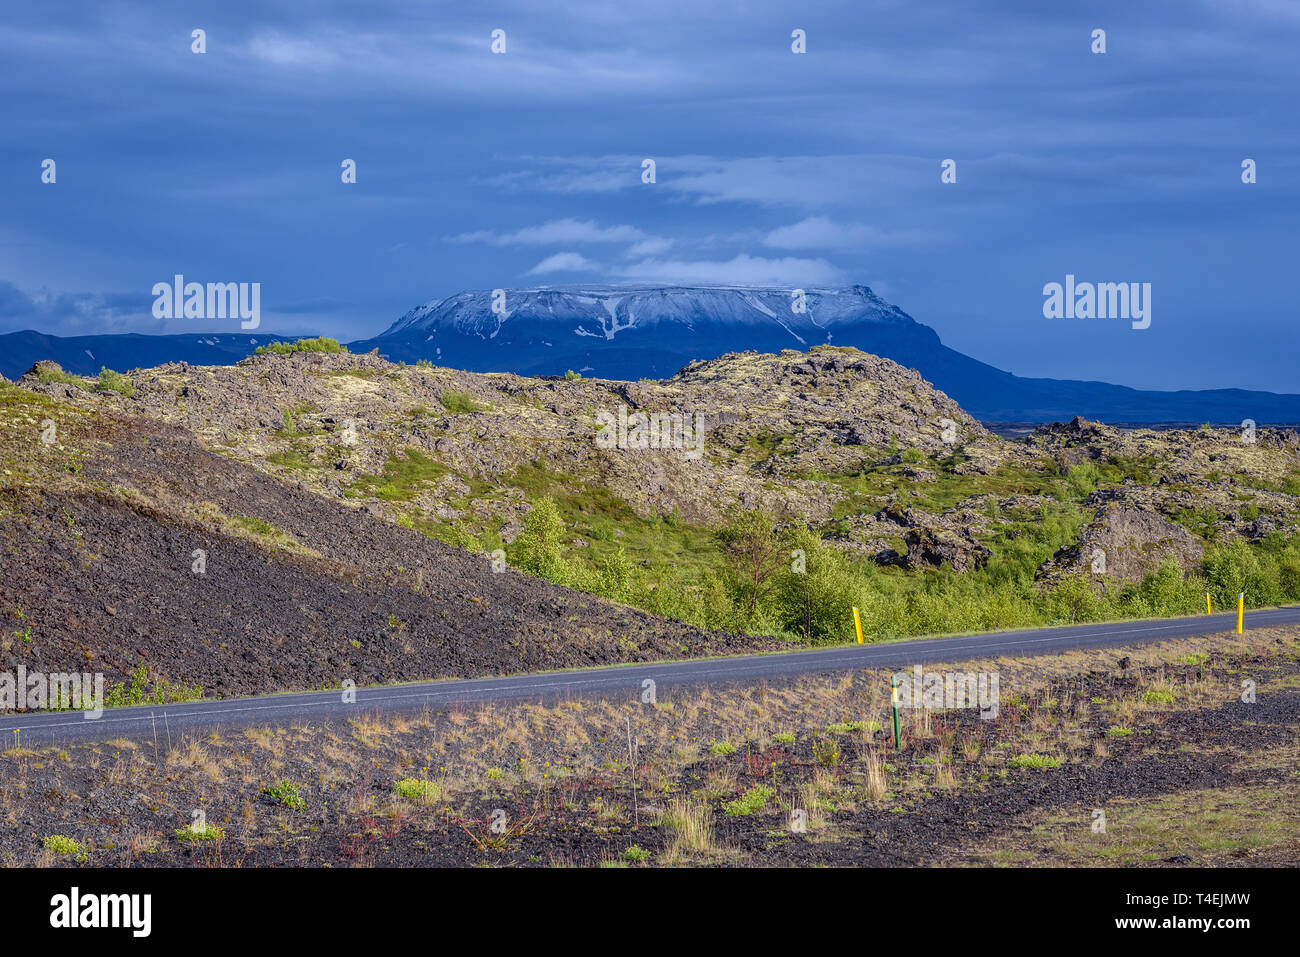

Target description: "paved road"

left=4, top=607, right=1296, bottom=746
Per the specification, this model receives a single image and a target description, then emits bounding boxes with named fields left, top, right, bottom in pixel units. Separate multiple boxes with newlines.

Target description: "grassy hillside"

left=14, top=344, right=1300, bottom=654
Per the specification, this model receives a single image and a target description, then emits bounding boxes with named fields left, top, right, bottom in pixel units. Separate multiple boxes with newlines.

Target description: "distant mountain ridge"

left=4, top=284, right=1299, bottom=423
left=0, top=331, right=269, bottom=380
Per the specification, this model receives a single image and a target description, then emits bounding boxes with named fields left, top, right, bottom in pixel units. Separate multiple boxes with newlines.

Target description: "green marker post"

left=891, top=674, right=902, bottom=750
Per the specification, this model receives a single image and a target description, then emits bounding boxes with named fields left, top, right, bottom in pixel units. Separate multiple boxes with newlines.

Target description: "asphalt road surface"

left=4, top=606, right=1296, bottom=746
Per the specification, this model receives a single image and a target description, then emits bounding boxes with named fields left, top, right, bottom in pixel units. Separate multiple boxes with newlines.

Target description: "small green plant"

left=563, top=369, right=582, bottom=381
left=103, top=663, right=203, bottom=708
left=36, top=367, right=90, bottom=389
left=1007, top=754, right=1061, bottom=769
left=1142, top=688, right=1176, bottom=704
left=393, top=778, right=442, bottom=802
left=94, top=367, right=134, bottom=397
left=826, top=720, right=876, bottom=734
left=261, top=780, right=306, bottom=811
left=175, top=820, right=223, bottom=842
left=812, top=735, right=840, bottom=767
left=485, top=768, right=504, bottom=780
left=42, top=834, right=89, bottom=861
left=709, top=741, right=736, bottom=756
left=1106, top=725, right=1134, bottom=738
left=723, top=785, right=773, bottom=817
left=440, top=389, right=484, bottom=414
left=623, top=844, right=651, bottom=862
left=773, top=731, right=796, bottom=744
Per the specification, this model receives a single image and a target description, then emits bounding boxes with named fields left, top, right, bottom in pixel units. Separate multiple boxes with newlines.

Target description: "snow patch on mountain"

left=380, top=284, right=910, bottom=344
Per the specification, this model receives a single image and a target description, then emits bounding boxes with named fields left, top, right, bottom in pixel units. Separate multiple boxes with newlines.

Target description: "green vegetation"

left=266, top=449, right=313, bottom=471
left=262, top=780, right=306, bottom=810
left=234, top=515, right=276, bottom=536
left=104, top=663, right=203, bottom=709
left=42, top=834, right=89, bottom=860
left=175, top=820, right=223, bottom=842
left=253, top=336, right=347, bottom=356
left=393, top=778, right=442, bottom=802
left=722, top=785, right=773, bottom=817
left=336, top=422, right=1300, bottom=650
left=352, top=448, right=450, bottom=503
left=1007, top=754, right=1061, bottom=769
left=94, top=367, right=134, bottom=397
left=826, top=720, right=877, bottom=734
left=36, top=367, right=90, bottom=389
left=812, top=736, right=840, bottom=767
left=486, top=484, right=1300, bottom=647
left=623, top=844, right=651, bottom=862
left=440, top=389, right=484, bottom=414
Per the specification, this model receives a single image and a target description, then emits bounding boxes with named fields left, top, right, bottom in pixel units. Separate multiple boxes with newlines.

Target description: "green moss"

left=234, top=515, right=276, bottom=536
left=266, top=449, right=314, bottom=471
left=353, top=448, right=451, bottom=502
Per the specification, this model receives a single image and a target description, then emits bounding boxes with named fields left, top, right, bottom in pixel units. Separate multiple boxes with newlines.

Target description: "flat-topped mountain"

left=6, top=283, right=1300, bottom=422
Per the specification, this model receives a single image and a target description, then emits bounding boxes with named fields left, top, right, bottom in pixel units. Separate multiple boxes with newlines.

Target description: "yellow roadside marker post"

left=852, top=606, right=864, bottom=644
left=1237, top=593, right=1244, bottom=634
left=1206, top=593, right=1212, bottom=615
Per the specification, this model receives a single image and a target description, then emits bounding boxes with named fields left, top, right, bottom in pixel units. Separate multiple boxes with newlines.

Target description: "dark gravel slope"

left=0, top=412, right=767, bottom=699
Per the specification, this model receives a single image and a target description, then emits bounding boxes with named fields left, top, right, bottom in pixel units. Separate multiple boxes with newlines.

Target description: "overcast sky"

left=1, top=0, right=1297, bottom=391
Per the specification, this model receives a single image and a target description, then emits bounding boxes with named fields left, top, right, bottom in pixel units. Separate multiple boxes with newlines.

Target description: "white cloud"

left=1206, top=0, right=1300, bottom=23
left=491, top=155, right=917, bottom=209
left=525, top=252, right=600, bottom=275
left=246, top=31, right=343, bottom=68
left=762, top=216, right=930, bottom=250
left=613, top=254, right=844, bottom=285
left=448, top=218, right=650, bottom=246
left=624, top=236, right=674, bottom=257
